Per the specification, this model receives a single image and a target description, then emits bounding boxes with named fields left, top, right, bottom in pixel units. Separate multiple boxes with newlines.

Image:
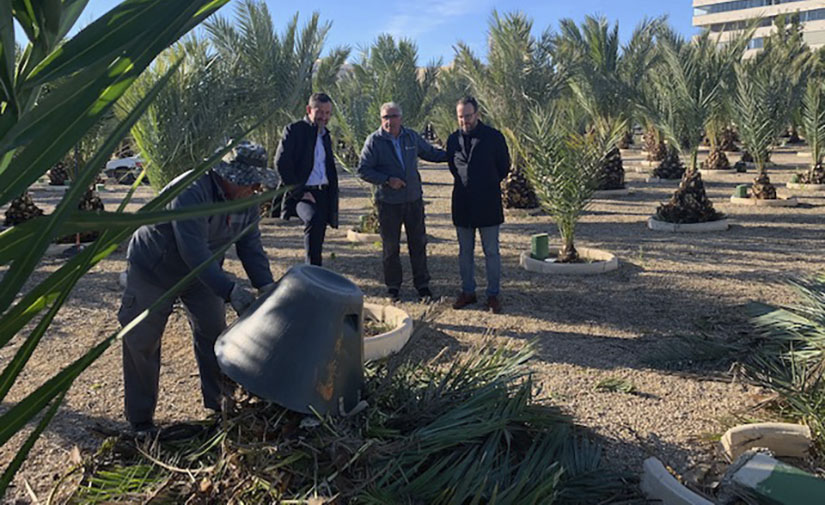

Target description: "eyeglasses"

left=381, top=114, right=400, bottom=119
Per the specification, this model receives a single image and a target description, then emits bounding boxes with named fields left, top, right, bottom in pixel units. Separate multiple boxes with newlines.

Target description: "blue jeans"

left=456, top=225, right=500, bottom=297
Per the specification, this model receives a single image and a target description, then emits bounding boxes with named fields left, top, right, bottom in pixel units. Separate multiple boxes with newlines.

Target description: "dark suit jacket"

left=446, top=121, right=510, bottom=228
left=273, top=117, right=339, bottom=228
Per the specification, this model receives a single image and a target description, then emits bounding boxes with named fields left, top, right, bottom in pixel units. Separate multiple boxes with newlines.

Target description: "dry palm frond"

left=745, top=275, right=825, bottom=445
left=69, top=341, right=636, bottom=504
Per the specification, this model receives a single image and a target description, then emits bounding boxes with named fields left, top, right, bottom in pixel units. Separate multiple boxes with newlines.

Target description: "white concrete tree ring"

left=363, top=303, right=413, bottom=361
left=641, top=458, right=714, bottom=505
left=347, top=228, right=382, bottom=243
left=519, top=248, right=618, bottom=275
left=787, top=182, right=825, bottom=191
left=594, top=188, right=635, bottom=198
left=647, top=217, right=730, bottom=232
left=721, top=423, right=812, bottom=460
left=729, top=196, right=798, bottom=207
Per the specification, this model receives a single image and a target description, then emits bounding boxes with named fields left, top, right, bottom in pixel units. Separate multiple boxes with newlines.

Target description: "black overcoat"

left=446, top=121, right=510, bottom=228
left=273, top=118, right=339, bottom=228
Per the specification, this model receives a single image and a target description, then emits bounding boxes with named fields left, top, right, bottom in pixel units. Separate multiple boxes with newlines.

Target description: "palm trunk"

left=751, top=163, right=777, bottom=199
left=558, top=239, right=578, bottom=263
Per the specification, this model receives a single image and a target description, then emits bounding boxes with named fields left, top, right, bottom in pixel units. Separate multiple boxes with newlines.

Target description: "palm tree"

left=555, top=16, right=665, bottom=190
left=206, top=2, right=348, bottom=160
left=0, top=1, right=236, bottom=494
left=767, top=14, right=813, bottom=144
left=332, top=35, right=439, bottom=233
left=799, top=80, right=825, bottom=184
left=733, top=59, right=794, bottom=199
left=554, top=16, right=624, bottom=190
left=428, top=65, right=472, bottom=145
left=645, top=30, right=750, bottom=223
left=334, top=34, right=438, bottom=153
left=119, top=37, right=243, bottom=192
left=455, top=11, right=568, bottom=209
left=523, top=105, right=624, bottom=262
left=734, top=19, right=811, bottom=198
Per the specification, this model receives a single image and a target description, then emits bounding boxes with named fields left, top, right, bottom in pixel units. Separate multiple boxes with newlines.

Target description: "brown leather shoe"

left=452, top=292, right=477, bottom=309
left=485, top=295, right=502, bottom=314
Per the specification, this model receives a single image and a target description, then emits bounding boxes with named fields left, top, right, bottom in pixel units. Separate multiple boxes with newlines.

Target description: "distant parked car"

left=104, top=156, right=147, bottom=185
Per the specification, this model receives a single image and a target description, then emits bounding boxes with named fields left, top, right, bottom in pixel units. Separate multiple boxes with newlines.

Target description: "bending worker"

left=117, top=141, right=277, bottom=436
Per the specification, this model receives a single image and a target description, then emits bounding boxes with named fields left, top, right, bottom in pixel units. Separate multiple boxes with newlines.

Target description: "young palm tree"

left=702, top=109, right=732, bottom=171
left=428, top=66, right=472, bottom=144
left=767, top=14, right=814, bottom=145
left=645, top=31, right=750, bottom=223
left=206, top=2, right=347, bottom=158
left=617, top=16, right=667, bottom=150
left=733, top=60, right=794, bottom=199
left=523, top=107, right=623, bottom=262
left=555, top=16, right=664, bottom=190
left=455, top=11, right=567, bottom=208
left=800, top=80, right=825, bottom=184
left=119, top=37, right=242, bottom=192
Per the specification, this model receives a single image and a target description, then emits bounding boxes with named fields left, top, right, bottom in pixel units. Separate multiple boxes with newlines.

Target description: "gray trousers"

left=377, top=198, right=430, bottom=291
left=118, top=265, right=226, bottom=427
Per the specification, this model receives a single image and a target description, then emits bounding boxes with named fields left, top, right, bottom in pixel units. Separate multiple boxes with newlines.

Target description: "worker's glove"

left=257, top=282, right=276, bottom=296
left=229, top=283, right=256, bottom=316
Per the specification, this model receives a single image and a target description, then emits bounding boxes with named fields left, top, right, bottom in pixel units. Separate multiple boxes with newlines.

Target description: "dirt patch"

left=2, top=151, right=825, bottom=502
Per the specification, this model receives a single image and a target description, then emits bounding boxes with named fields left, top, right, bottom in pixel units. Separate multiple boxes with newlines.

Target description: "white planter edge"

left=519, top=248, right=618, bottom=275
left=647, top=217, right=730, bottom=233
left=640, top=457, right=714, bottom=505
left=729, top=196, right=798, bottom=207
left=593, top=188, right=635, bottom=198
left=721, top=422, right=812, bottom=461
left=787, top=182, right=825, bottom=191
left=347, top=228, right=382, bottom=243
left=363, top=302, right=413, bottom=361
left=645, top=176, right=680, bottom=184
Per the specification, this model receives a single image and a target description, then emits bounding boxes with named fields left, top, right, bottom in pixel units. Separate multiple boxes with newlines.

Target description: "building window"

left=695, top=0, right=806, bottom=17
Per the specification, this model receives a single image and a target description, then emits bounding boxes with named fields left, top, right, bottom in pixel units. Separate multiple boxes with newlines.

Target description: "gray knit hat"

left=214, top=141, right=278, bottom=187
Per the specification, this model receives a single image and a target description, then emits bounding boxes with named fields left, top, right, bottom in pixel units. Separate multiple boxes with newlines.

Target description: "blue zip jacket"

left=356, top=126, right=447, bottom=204
left=126, top=170, right=274, bottom=300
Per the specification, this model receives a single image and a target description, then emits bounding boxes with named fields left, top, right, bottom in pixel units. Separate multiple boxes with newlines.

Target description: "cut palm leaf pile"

left=68, top=344, right=637, bottom=504
left=746, top=274, right=825, bottom=451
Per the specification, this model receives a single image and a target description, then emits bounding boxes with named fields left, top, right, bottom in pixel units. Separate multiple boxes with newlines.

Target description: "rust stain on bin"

left=316, top=337, right=343, bottom=401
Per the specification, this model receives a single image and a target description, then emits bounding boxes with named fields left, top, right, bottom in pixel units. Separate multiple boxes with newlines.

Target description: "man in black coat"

left=274, top=92, right=339, bottom=266
left=446, top=96, right=510, bottom=313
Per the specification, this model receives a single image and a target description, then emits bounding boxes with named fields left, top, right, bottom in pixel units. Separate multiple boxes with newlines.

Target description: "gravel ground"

left=2, top=147, right=824, bottom=503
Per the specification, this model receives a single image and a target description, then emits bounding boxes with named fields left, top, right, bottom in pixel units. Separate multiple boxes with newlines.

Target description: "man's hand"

left=301, top=191, right=316, bottom=204
left=229, top=283, right=256, bottom=316
left=387, top=177, right=406, bottom=190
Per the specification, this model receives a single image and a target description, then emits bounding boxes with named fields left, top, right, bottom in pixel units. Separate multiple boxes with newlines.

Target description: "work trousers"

left=118, top=265, right=226, bottom=427
left=295, top=186, right=330, bottom=266
left=377, top=198, right=430, bottom=291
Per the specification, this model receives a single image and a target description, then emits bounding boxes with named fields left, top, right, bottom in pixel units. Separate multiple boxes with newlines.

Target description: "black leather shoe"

left=387, top=288, right=401, bottom=302
left=417, top=287, right=434, bottom=303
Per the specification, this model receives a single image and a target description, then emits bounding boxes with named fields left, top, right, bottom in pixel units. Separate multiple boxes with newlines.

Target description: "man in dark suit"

left=446, top=96, right=510, bottom=313
left=274, top=93, right=339, bottom=266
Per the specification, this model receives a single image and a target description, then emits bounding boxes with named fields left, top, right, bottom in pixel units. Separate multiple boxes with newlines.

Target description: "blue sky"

left=22, top=1, right=697, bottom=63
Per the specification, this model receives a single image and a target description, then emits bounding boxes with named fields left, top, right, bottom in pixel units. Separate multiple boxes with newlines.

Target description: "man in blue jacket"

left=118, top=141, right=277, bottom=436
left=357, top=102, right=447, bottom=302
left=447, top=96, right=510, bottom=314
